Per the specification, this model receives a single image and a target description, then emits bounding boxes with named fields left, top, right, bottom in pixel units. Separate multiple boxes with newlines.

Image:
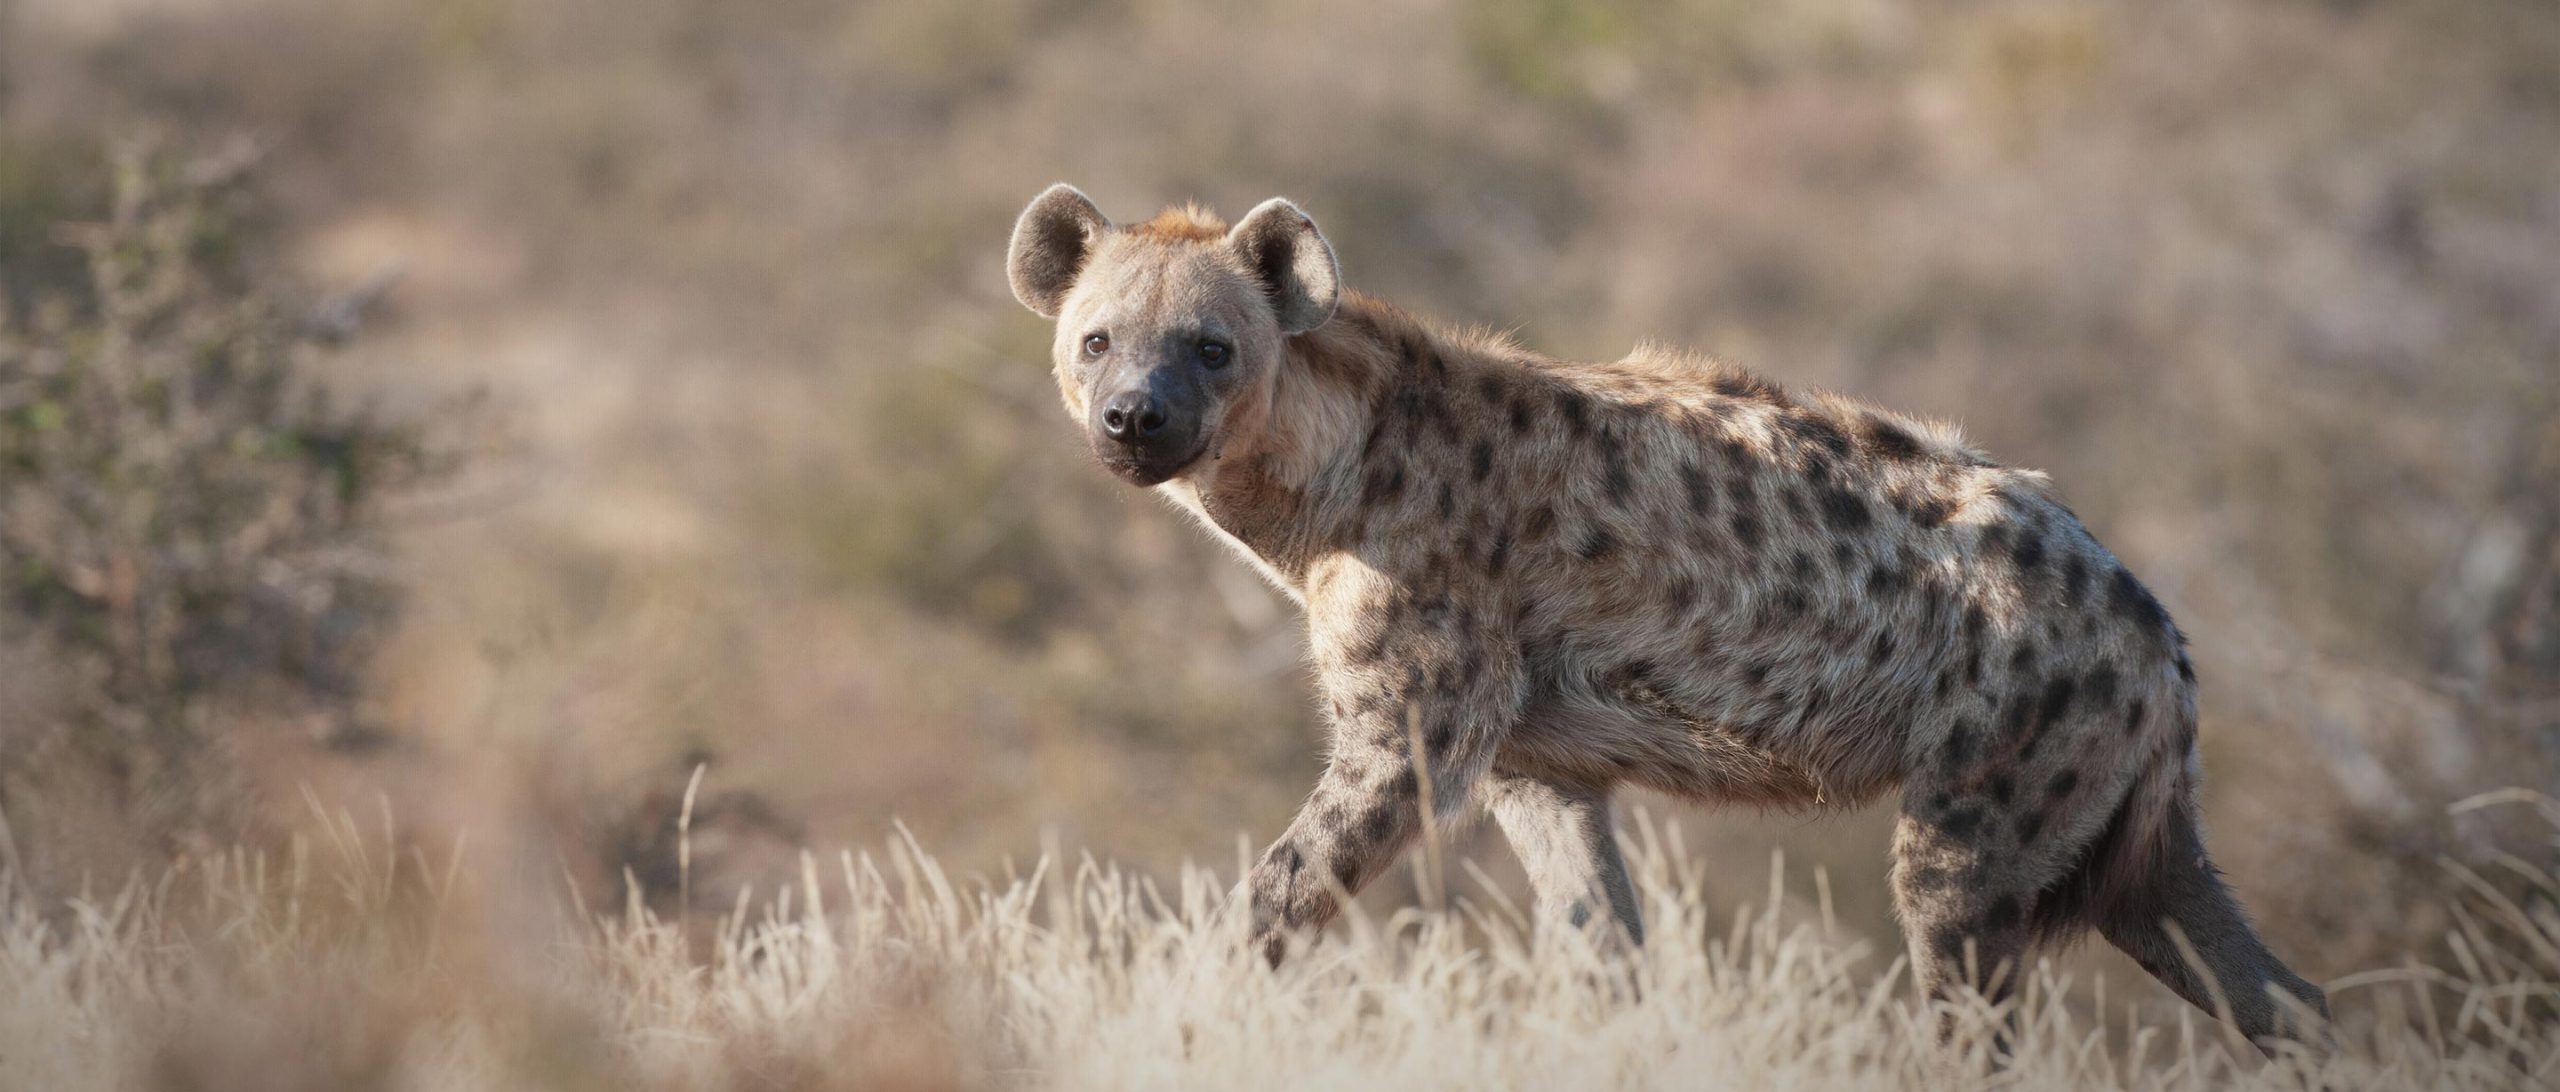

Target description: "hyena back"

left=1005, top=184, right=2326, bottom=1047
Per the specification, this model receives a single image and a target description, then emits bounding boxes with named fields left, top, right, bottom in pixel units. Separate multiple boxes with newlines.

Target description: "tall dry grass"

left=1, top=790, right=2553, bottom=1091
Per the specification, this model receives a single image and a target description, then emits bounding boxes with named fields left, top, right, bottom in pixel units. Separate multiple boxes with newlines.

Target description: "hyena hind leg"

left=1889, top=801, right=2044, bottom=1049
left=1484, top=773, right=1643, bottom=946
left=2095, top=806, right=2330, bottom=1052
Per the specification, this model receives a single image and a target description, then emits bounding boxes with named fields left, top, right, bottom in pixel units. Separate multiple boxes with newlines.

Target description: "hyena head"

left=1006, top=184, right=1340, bottom=487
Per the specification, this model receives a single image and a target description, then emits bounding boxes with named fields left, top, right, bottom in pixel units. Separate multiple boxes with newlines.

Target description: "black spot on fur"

left=2015, top=809, right=2047, bottom=845
left=1321, top=798, right=1351, bottom=829
left=1905, top=864, right=1956, bottom=894
left=1863, top=415, right=1926, bottom=460
left=2036, top=673, right=2078, bottom=728
left=1404, top=387, right=1451, bottom=436
left=1387, top=767, right=1419, bottom=799
left=1730, top=511, right=1762, bottom=549
left=1381, top=590, right=1412, bottom=626
left=1507, top=397, right=1533, bottom=434
left=1822, top=491, right=1884, bottom=534
left=2007, top=534, right=2048, bottom=577
left=2123, top=698, right=2146, bottom=735
left=2108, top=565, right=2170, bottom=629
left=1602, top=450, right=1632, bottom=504
left=1903, top=493, right=1954, bottom=528
left=1347, top=628, right=1391, bottom=666
left=1355, top=414, right=1395, bottom=466
left=1523, top=505, right=1556, bottom=542
left=2009, top=644, right=2037, bottom=673
left=1798, top=685, right=1833, bottom=723
left=1679, top=463, right=1717, bottom=515
left=2082, top=664, right=2119, bottom=707
left=1470, top=441, right=1495, bottom=483
left=1940, top=806, right=1985, bottom=840
left=1363, top=462, right=1405, bottom=505
left=1998, top=679, right=2036, bottom=740
left=2019, top=675, right=2076, bottom=758
left=1667, top=577, right=1698, bottom=614
left=1869, top=630, right=1896, bottom=664
left=1985, top=894, right=2022, bottom=932
left=1403, top=333, right=1440, bottom=375
left=1556, top=390, right=1591, bottom=437
left=2046, top=770, right=2078, bottom=799
left=1333, top=852, right=1364, bottom=890
left=1988, top=774, right=2014, bottom=806
left=1866, top=563, right=1911, bottom=598
left=2000, top=526, right=2048, bottom=576
left=1929, top=922, right=1969, bottom=961
left=1780, top=413, right=1852, bottom=458
left=1783, top=487, right=1812, bottom=523
left=1485, top=532, right=1513, bottom=577
left=2061, top=553, right=2089, bottom=600
left=1944, top=721, right=1976, bottom=768
left=1711, top=373, right=1775, bottom=402
left=1435, top=481, right=1456, bottom=520
left=1577, top=528, right=1618, bottom=562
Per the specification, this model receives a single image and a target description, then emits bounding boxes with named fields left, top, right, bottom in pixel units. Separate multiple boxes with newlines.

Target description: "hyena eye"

left=1199, top=339, right=1230, bottom=368
left=1083, top=333, right=1110, bottom=356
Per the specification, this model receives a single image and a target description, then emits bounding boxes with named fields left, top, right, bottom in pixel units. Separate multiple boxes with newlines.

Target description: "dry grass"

left=1, top=793, right=2553, bottom=1091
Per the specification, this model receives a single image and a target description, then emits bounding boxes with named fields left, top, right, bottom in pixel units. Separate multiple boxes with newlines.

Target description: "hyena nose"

left=1099, top=390, right=1169, bottom=445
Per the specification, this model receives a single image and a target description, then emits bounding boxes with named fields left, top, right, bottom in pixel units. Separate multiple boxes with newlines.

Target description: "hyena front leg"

left=1246, top=572, right=1522, bottom=966
left=1484, top=774, right=1643, bottom=946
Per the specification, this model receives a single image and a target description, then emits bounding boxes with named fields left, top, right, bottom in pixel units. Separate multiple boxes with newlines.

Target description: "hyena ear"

left=1007, top=183, right=1113, bottom=318
left=1227, top=197, right=1340, bottom=335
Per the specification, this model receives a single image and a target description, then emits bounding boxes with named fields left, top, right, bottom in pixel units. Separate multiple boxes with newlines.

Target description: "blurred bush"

left=0, top=136, right=462, bottom=859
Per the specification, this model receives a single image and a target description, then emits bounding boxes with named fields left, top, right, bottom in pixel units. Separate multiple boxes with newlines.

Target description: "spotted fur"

left=1005, top=186, right=2327, bottom=1051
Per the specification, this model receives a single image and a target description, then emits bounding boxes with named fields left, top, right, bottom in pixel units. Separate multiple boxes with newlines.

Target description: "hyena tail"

left=2042, top=709, right=2330, bottom=1049
left=2028, top=715, right=2189, bottom=943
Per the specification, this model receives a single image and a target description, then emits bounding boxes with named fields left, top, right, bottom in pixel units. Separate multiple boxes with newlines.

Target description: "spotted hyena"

left=1004, top=184, right=2327, bottom=1047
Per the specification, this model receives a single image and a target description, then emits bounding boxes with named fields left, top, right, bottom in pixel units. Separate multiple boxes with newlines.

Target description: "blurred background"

left=0, top=0, right=2553, bottom=991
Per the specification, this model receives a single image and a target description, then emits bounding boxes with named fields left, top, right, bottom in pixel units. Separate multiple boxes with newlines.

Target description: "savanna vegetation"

left=0, top=0, right=2553, bottom=1086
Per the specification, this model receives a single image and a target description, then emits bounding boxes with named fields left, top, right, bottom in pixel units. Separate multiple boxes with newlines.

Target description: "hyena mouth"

left=1097, top=441, right=1208, bottom=487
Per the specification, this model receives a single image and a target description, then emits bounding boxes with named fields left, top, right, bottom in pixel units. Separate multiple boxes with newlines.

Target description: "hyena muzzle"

left=1004, top=184, right=2328, bottom=1049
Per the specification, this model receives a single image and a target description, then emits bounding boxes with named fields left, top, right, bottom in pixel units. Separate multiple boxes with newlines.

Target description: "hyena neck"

left=1169, top=292, right=1430, bottom=594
